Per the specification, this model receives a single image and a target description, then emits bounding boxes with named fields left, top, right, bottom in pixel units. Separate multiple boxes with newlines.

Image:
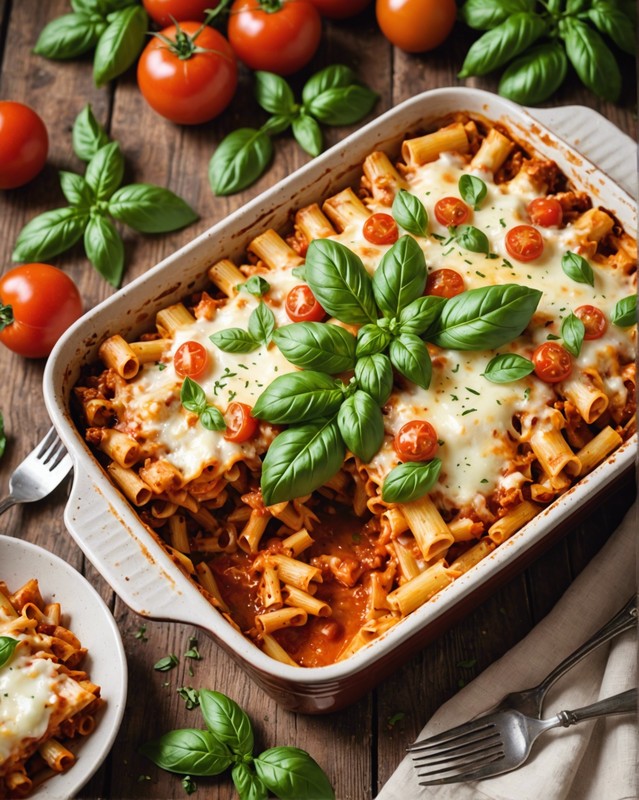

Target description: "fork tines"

left=36, top=428, right=68, bottom=470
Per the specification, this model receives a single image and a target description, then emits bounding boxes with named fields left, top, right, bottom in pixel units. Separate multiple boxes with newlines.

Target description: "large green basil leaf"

left=0, top=636, right=19, bottom=668
left=72, top=104, right=111, bottom=162
left=372, top=235, right=427, bottom=319
left=85, top=141, right=124, bottom=200
left=498, top=42, right=568, bottom=104
left=337, top=391, right=384, bottom=463
left=397, top=295, right=446, bottom=336
left=382, top=459, right=442, bottom=504
left=84, top=214, right=125, bottom=286
left=260, top=419, right=345, bottom=506
left=356, top=324, right=392, bottom=357
left=253, top=372, right=345, bottom=424
left=459, top=0, right=536, bottom=30
left=459, top=12, right=548, bottom=77
left=305, top=85, right=378, bottom=126
left=254, top=71, right=296, bottom=116
left=210, top=329, right=259, bottom=353
left=198, top=690, right=254, bottom=757
left=248, top=302, right=276, bottom=348
left=109, top=184, right=198, bottom=233
left=59, top=171, right=95, bottom=208
left=391, top=190, right=428, bottom=237
left=139, top=729, right=232, bottom=776
left=34, top=12, right=106, bottom=59
left=483, top=352, right=534, bottom=383
left=561, top=18, right=621, bottom=102
left=305, top=239, right=377, bottom=325
left=302, top=64, right=356, bottom=105
left=93, top=5, right=148, bottom=87
left=254, top=746, right=335, bottom=800
left=389, top=334, right=432, bottom=389
left=458, top=175, right=487, bottom=210
left=354, top=354, right=394, bottom=405
left=561, top=251, right=595, bottom=287
left=454, top=225, right=490, bottom=255
left=209, top=128, right=273, bottom=196
left=232, top=763, right=268, bottom=800
left=429, top=284, right=542, bottom=351
left=13, top=207, right=88, bottom=262
left=273, top=322, right=356, bottom=373
left=589, top=2, right=636, bottom=56
left=180, top=376, right=207, bottom=414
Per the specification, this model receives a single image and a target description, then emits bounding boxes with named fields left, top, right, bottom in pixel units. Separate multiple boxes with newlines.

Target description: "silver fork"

left=412, top=688, right=636, bottom=785
left=0, top=427, right=73, bottom=516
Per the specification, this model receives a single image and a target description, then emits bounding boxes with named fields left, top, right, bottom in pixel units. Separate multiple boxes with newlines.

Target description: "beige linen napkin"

left=377, top=502, right=637, bottom=800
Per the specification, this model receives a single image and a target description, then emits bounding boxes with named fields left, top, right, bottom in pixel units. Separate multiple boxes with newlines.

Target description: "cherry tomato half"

left=363, top=213, right=399, bottom=245
left=224, top=402, right=258, bottom=442
left=393, top=420, right=439, bottom=462
left=173, top=340, right=208, bottom=377
left=285, top=285, right=326, bottom=322
left=0, top=102, right=49, bottom=190
left=137, top=22, right=238, bottom=125
left=527, top=197, right=563, bottom=228
left=308, top=0, right=371, bottom=17
left=505, top=225, right=544, bottom=262
left=0, top=264, right=82, bottom=358
left=425, top=268, right=465, bottom=299
left=575, top=305, right=608, bottom=340
left=532, top=342, right=572, bottom=383
left=142, top=0, right=219, bottom=26
left=376, top=0, right=456, bottom=53
left=434, top=197, right=471, bottom=227
left=228, top=0, right=322, bottom=76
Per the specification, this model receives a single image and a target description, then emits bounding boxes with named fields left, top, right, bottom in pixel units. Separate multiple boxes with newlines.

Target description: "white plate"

left=0, top=535, right=127, bottom=800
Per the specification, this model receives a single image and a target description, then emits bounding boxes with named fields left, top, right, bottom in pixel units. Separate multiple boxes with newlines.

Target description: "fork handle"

left=555, top=688, right=637, bottom=727
left=0, top=495, right=17, bottom=516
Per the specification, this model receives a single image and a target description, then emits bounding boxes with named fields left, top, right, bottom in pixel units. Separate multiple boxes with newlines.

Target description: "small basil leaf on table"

left=232, top=763, right=268, bottom=800
left=382, top=459, right=442, bottom=504
left=398, top=295, right=446, bottom=336
left=72, top=104, right=111, bottom=162
left=12, top=207, right=88, bottom=263
left=458, top=12, right=548, bottom=77
left=561, top=251, right=595, bottom=287
left=59, top=171, right=95, bottom=208
left=458, top=0, right=536, bottom=31
left=93, top=5, right=148, bottom=87
left=372, top=235, right=427, bottom=319
left=560, top=18, right=621, bottom=102
left=337, top=390, right=384, bottom=463
left=84, top=214, right=125, bottom=287
left=273, top=322, right=356, bottom=373
left=391, top=189, right=428, bottom=237
left=198, top=690, right=254, bottom=756
left=561, top=313, right=585, bottom=357
left=498, top=42, right=568, bottom=105
left=34, top=12, right=106, bottom=59
left=210, top=328, right=260, bottom=354
left=254, top=71, right=296, bottom=116
left=209, top=128, right=273, bottom=196
left=354, top=354, right=394, bottom=405
left=0, top=636, right=18, bottom=668
left=254, top=746, right=335, bottom=800
left=85, top=141, right=124, bottom=201
left=305, top=85, right=378, bottom=126
left=292, top=113, right=323, bottom=158
left=139, top=729, right=233, bottom=776
left=356, top=324, right=392, bottom=357
left=483, top=352, right=534, bottom=383
left=248, top=302, right=276, bottom=348
left=389, top=334, right=432, bottom=390
left=109, top=184, right=198, bottom=233
left=458, top=175, right=487, bottom=210
left=253, top=372, right=345, bottom=424
left=611, top=294, right=637, bottom=327
left=588, top=4, right=636, bottom=56
left=302, top=64, right=356, bottom=105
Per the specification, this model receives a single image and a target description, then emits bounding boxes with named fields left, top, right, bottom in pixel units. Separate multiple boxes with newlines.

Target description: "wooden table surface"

left=0, top=3, right=636, bottom=798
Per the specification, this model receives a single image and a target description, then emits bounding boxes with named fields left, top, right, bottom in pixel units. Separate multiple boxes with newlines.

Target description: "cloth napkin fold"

left=377, top=502, right=637, bottom=800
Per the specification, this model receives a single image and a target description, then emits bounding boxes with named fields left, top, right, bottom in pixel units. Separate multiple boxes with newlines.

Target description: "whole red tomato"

left=228, top=0, right=322, bottom=76
left=137, top=22, right=238, bottom=124
left=308, top=0, right=371, bottom=18
left=0, top=102, right=49, bottom=190
left=375, top=0, right=456, bottom=52
left=0, top=264, right=83, bottom=358
left=142, top=0, right=219, bottom=26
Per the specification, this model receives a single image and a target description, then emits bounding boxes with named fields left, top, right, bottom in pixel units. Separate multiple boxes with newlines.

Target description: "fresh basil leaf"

left=12, top=207, right=88, bottom=262
left=253, top=372, right=345, bottom=424
left=84, top=214, right=125, bottom=286
left=561, top=251, right=595, bottom=287
left=0, top=636, right=19, bottom=668
left=260, top=114, right=292, bottom=136
left=291, top=265, right=306, bottom=281
left=239, top=276, right=270, bottom=298
left=180, top=376, right=207, bottom=414
left=248, top=302, right=276, bottom=348
left=93, top=5, right=148, bottom=87
left=33, top=12, right=106, bottom=59
left=354, top=354, right=394, bottom=405
left=561, top=313, right=586, bottom=357
left=72, top=104, right=111, bottom=162
left=153, top=654, right=179, bottom=671
left=372, top=235, right=427, bottom=319
left=273, top=322, right=357, bottom=374
left=210, top=328, right=259, bottom=353
left=108, top=184, right=198, bottom=233
left=60, top=171, right=95, bottom=208
left=254, top=71, right=296, bottom=115
left=459, top=175, right=487, bottom=210
left=305, top=239, right=377, bottom=325
left=430, top=284, right=542, bottom=351
left=459, top=0, right=535, bottom=30
left=100, top=0, right=140, bottom=11
left=140, top=729, right=233, bottom=776
left=454, top=225, right=490, bottom=255
left=389, top=334, right=432, bottom=389
left=232, top=763, right=268, bottom=800
left=302, top=64, right=356, bottom=105
left=71, top=0, right=103, bottom=12
left=292, top=113, right=323, bottom=157
left=260, top=418, right=345, bottom=506
left=391, top=190, right=428, bottom=237
left=209, top=128, right=273, bottom=196
left=198, top=690, right=254, bottom=756
left=498, top=42, right=568, bottom=104
left=254, top=746, right=335, bottom=800
left=561, top=18, right=621, bottom=102
left=483, top=352, right=534, bottom=383
left=305, top=85, right=378, bottom=126
left=381, top=459, right=442, bottom=504
left=397, top=295, right=446, bottom=336
left=356, top=324, right=392, bottom=357
left=200, top=406, right=226, bottom=431
left=85, top=141, right=124, bottom=201
left=337, top=391, right=384, bottom=463
left=458, top=12, right=548, bottom=77
left=611, top=294, right=637, bottom=327
left=589, top=2, right=636, bottom=55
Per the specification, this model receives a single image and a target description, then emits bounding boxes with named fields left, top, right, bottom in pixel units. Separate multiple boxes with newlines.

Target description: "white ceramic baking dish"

left=42, top=87, right=637, bottom=714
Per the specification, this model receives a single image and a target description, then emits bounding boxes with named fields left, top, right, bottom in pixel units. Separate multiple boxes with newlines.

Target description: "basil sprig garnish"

left=458, top=175, right=488, bottom=210
left=561, top=312, right=586, bottom=357
left=611, top=294, right=637, bottom=327
left=561, top=251, right=595, bottom=287
left=252, top=372, right=346, bottom=425
left=382, top=459, right=443, bottom=504
left=483, top=352, right=534, bottom=383
left=273, top=322, right=356, bottom=373
left=391, top=189, right=429, bottom=237
left=210, top=302, right=276, bottom=353
left=209, top=65, right=378, bottom=195
left=180, top=378, right=226, bottom=432
left=12, top=106, right=197, bottom=287
left=0, top=636, right=19, bottom=668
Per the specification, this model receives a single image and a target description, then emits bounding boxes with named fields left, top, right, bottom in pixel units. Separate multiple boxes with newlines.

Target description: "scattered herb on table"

left=154, top=653, right=179, bottom=672
left=177, top=687, right=201, bottom=710
left=133, top=624, right=148, bottom=642
left=141, top=689, right=335, bottom=799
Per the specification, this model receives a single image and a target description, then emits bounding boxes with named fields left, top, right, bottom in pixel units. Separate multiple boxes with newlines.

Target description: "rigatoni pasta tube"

left=295, top=203, right=336, bottom=241
left=398, top=495, right=454, bottom=561
left=255, top=606, right=307, bottom=635
left=577, top=426, right=623, bottom=475
left=98, top=334, right=139, bottom=379
left=401, top=122, right=469, bottom=166
left=488, top=501, right=540, bottom=545
left=283, top=585, right=331, bottom=617
left=155, top=302, right=196, bottom=337
left=269, top=554, right=322, bottom=591
left=322, top=187, right=370, bottom=230
left=387, top=560, right=458, bottom=616
left=530, top=427, right=581, bottom=478
left=470, top=127, right=513, bottom=172
left=208, top=259, right=244, bottom=296
left=261, top=634, right=299, bottom=666
left=129, top=339, right=171, bottom=363
left=248, top=229, right=304, bottom=269
left=97, top=428, right=140, bottom=468
left=107, top=462, right=151, bottom=506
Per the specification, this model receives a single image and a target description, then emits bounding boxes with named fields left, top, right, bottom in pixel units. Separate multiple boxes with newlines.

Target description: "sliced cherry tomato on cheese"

left=363, top=213, right=399, bottom=245
left=527, top=197, right=563, bottom=228
left=393, top=420, right=439, bottom=462
left=505, top=224, right=544, bottom=262
left=285, top=285, right=326, bottom=322
left=532, top=342, right=572, bottom=383
left=434, top=197, right=471, bottom=227
left=174, top=341, right=208, bottom=377
left=224, top=401, right=258, bottom=442
left=425, top=268, right=465, bottom=298
left=575, top=305, right=608, bottom=340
